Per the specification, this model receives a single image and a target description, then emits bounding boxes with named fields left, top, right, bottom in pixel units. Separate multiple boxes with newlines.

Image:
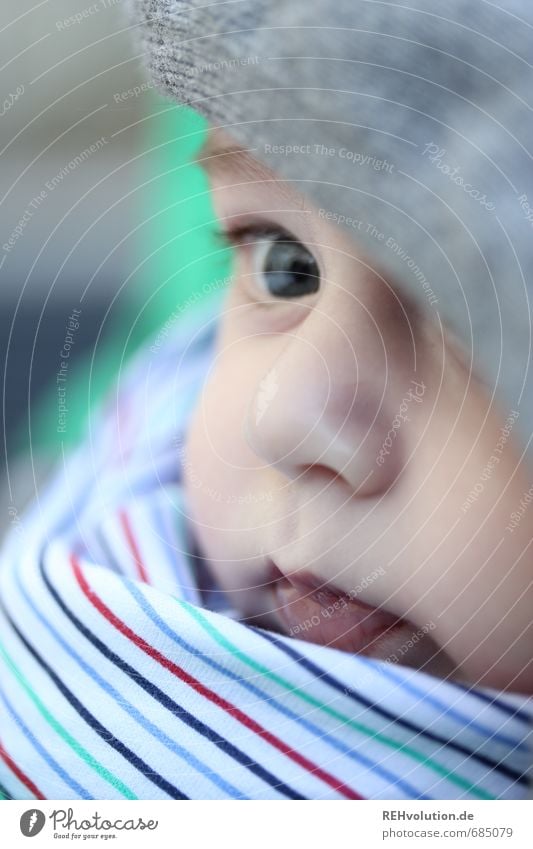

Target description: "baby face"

left=184, top=128, right=533, bottom=693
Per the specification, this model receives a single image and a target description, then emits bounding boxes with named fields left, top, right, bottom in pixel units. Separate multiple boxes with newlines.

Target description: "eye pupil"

left=263, top=235, right=320, bottom=298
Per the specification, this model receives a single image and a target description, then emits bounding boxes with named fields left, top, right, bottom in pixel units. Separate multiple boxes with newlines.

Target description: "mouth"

left=265, top=563, right=410, bottom=658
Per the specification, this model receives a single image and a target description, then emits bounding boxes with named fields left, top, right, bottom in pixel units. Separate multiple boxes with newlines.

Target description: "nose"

left=244, top=309, right=405, bottom=496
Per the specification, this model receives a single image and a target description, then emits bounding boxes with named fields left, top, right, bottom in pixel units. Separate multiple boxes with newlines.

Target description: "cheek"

left=183, top=377, right=242, bottom=529
left=182, top=354, right=270, bottom=551
left=187, top=352, right=255, bottom=472
left=182, top=395, right=238, bottom=590
left=183, top=381, right=275, bottom=605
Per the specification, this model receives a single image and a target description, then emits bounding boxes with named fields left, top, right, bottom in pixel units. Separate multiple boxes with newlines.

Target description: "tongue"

left=273, top=580, right=403, bottom=654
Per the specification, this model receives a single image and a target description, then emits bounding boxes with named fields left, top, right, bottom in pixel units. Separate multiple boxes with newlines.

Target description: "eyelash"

left=212, top=220, right=322, bottom=305
left=212, top=222, right=292, bottom=249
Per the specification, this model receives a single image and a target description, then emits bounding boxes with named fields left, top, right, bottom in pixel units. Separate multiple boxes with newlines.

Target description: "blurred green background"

left=16, top=99, right=232, bottom=456
left=1, top=3, right=235, bottom=528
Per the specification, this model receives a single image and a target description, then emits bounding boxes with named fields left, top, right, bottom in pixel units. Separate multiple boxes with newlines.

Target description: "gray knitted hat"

left=129, top=0, right=533, bottom=458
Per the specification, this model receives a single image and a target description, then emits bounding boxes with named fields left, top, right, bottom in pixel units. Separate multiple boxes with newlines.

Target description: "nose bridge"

left=253, top=315, right=339, bottom=437
left=272, top=288, right=385, bottom=399
left=244, top=305, right=399, bottom=492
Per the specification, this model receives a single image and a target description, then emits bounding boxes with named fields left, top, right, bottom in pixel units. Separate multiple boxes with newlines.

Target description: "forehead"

left=194, top=128, right=302, bottom=206
left=195, top=128, right=261, bottom=177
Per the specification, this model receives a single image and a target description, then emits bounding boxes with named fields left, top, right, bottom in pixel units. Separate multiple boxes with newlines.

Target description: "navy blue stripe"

left=13, top=564, right=244, bottom=800
left=129, top=581, right=427, bottom=799
left=1, top=602, right=188, bottom=800
left=39, top=555, right=303, bottom=800
left=371, top=659, right=528, bottom=750
left=253, top=628, right=529, bottom=785
left=450, top=681, right=532, bottom=724
left=0, top=685, right=93, bottom=799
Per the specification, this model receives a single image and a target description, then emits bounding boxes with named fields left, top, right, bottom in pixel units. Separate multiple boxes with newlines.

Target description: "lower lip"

left=272, top=578, right=405, bottom=656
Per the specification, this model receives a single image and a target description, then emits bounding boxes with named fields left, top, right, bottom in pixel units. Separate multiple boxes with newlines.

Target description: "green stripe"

left=0, top=640, right=136, bottom=799
left=181, top=601, right=493, bottom=800
left=0, top=782, right=13, bottom=800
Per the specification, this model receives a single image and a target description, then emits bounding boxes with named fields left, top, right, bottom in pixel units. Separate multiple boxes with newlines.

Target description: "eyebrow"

left=193, top=133, right=259, bottom=178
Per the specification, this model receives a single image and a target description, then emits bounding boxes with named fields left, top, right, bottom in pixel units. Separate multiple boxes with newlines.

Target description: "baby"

left=183, top=127, right=533, bottom=694
left=0, top=0, right=532, bottom=804
left=125, top=0, right=533, bottom=701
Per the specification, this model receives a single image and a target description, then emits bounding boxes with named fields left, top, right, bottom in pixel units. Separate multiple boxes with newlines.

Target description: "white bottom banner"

left=1, top=800, right=532, bottom=848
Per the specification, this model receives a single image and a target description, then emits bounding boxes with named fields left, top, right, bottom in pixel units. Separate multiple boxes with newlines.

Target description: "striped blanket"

left=1, top=295, right=531, bottom=800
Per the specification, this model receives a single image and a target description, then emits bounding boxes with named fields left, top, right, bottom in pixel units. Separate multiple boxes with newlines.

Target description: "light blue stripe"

left=0, top=780, right=13, bottom=800
left=0, top=685, right=92, bottom=799
left=126, top=580, right=429, bottom=799
left=373, top=663, right=527, bottom=750
left=13, top=566, right=246, bottom=800
left=149, top=502, right=199, bottom=604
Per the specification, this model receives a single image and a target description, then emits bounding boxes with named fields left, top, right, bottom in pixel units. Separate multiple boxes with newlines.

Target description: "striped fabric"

left=1, top=296, right=532, bottom=801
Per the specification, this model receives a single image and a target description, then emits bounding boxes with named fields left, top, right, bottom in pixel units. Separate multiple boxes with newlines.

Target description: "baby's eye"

left=216, top=223, right=320, bottom=299
left=253, top=232, right=320, bottom=299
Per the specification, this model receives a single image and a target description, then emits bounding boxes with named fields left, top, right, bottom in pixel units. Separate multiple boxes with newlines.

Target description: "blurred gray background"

left=1, top=0, right=155, bottom=521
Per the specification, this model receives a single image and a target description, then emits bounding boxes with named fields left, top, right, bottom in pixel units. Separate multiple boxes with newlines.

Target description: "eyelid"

left=213, top=219, right=323, bottom=305
left=213, top=221, right=294, bottom=249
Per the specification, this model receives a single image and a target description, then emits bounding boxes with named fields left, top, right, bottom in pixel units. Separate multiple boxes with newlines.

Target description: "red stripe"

left=0, top=740, right=45, bottom=799
left=119, top=510, right=149, bottom=583
left=71, top=554, right=363, bottom=800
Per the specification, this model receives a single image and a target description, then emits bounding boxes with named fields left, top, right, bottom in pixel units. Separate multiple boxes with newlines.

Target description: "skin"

left=183, top=128, right=533, bottom=694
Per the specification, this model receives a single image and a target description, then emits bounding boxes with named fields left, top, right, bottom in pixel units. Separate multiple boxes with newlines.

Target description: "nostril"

left=298, top=463, right=345, bottom=489
left=265, top=557, right=284, bottom=587
left=300, top=462, right=370, bottom=497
